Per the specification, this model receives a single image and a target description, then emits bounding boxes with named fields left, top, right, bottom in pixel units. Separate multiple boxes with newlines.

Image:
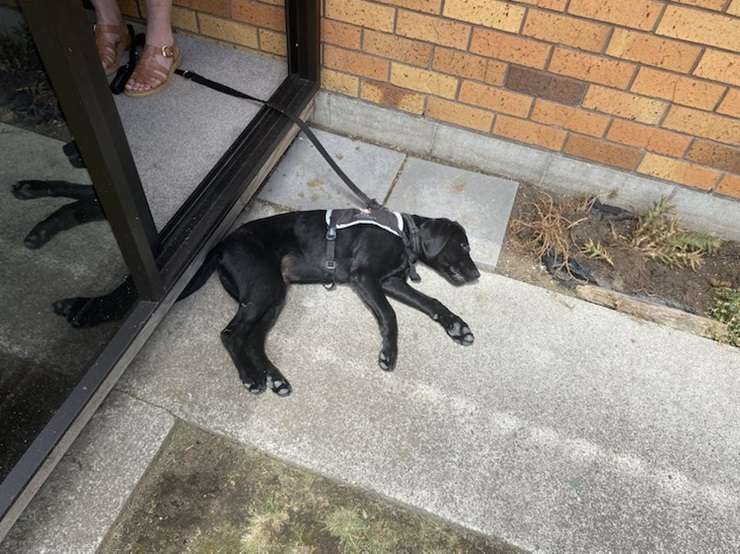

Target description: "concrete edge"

left=312, top=92, right=740, bottom=242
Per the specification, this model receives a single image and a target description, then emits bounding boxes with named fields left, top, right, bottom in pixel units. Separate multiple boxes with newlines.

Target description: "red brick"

left=523, top=9, right=611, bottom=53
left=548, top=48, right=637, bottom=89
left=363, top=30, right=434, bottom=67
left=657, top=5, right=740, bottom=53
left=564, top=134, right=644, bottom=170
left=375, top=0, right=441, bottom=14
left=693, top=50, right=740, bottom=88
left=685, top=140, right=740, bottom=174
left=443, top=0, right=526, bottom=33
left=396, top=10, right=471, bottom=50
left=583, top=86, right=668, bottom=124
left=568, top=0, right=664, bottom=31
left=325, top=0, right=395, bottom=32
left=426, top=97, right=495, bottom=132
left=662, top=106, right=740, bottom=146
left=361, top=80, right=426, bottom=113
left=322, top=18, right=362, bottom=49
left=716, top=174, right=740, bottom=199
left=493, top=115, right=567, bottom=150
left=433, top=48, right=488, bottom=81
left=531, top=100, right=610, bottom=137
left=630, top=67, right=726, bottom=111
left=470, top=28, right=551, bottom=69
left=459, top=81, right=533, bottom=118
left=717, top=89, right=740, bottom=118
left=505, top=66, right=587, bottom=106
left=607, top=120, right=692, bottom=157
left=232, top=0, right=285, bottom=31
left=606, top=29, right=702, bottom=74
left=324, top=45, right=389, bottom=81
left=638, top=153, right=721, bottom=190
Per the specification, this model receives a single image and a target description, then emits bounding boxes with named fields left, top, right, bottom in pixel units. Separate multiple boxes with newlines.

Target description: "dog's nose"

left=466, top=266, right=480, bottom=281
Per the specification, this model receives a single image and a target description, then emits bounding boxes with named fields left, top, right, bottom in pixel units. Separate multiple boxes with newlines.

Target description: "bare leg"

left=91, top=0, right=122, bottom=25
left=91, top=0, right=127, bottom=73
left=125, top=0, right=175, bottom=94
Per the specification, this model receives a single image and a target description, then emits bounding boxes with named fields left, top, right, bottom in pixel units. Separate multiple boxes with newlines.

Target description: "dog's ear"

left=419, top=219, right=454, bottom=259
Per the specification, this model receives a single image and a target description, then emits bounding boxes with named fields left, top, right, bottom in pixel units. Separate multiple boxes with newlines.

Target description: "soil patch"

left=101, top=422, right=520, bottom=554
left=500, top=183, right=740, bottom=319
left=0, top=21, right=70, bottom=141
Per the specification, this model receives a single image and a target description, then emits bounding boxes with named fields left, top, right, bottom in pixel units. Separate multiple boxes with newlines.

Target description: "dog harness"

left=324, top=208, right=421, bottom=289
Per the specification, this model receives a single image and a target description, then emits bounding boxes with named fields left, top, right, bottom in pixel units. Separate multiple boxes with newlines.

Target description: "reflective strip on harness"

left=325, top=209, right=404, bottom=237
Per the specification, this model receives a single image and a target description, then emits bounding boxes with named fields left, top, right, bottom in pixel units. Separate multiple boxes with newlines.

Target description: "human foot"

left=94, top=22, right=130, bottom=75
left=124, top=43, right=181, bottom=96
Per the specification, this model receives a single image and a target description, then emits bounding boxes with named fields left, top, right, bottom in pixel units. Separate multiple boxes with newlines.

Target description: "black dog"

left=179, top=209, right=480, bottom=396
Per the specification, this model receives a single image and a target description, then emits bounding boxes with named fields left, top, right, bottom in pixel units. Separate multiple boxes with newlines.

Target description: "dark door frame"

left=0, top=0, right=319, bottom=540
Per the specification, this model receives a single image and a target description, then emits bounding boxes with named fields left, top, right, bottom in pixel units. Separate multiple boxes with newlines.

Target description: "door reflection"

left=0, top=8, right=134, bottom=481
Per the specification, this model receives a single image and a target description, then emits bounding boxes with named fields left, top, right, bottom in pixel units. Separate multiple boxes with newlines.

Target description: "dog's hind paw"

left=378, top=349, right=396, bottom=371
left=244, top=382, right=266, bottom=395
left=24, top=227, right=51, bottom=249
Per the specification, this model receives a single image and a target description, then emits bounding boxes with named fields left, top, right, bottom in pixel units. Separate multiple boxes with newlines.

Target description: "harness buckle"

left=326, top=260, right=336, bottom=270
left=326, top=227, right=336, bottom=240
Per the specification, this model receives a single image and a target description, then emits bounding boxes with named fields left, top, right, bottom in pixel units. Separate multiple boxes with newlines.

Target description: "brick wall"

left=121, top=0, right=288, bottom=56
left=124, top=0, right=740, bottom=199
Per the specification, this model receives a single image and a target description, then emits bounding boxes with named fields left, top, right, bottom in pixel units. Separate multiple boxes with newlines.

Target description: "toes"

left=378, top=350, right=396, bottom=371
left=245, top=382, right=266, bottom=395
left=445, top=319, right=474, bottom=346
left=271, top=379, right=292, bottom=397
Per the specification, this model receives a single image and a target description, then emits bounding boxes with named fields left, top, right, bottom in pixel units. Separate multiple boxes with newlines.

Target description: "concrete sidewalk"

left=6, top=129, right=740, bottom=553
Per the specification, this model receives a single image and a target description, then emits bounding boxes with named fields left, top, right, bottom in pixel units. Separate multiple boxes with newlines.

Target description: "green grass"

left=709, top=288, right=740, bottom=347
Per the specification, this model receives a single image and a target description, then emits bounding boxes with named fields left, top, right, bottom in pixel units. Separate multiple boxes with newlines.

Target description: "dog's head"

left=418, top=218, right=480, bottom=285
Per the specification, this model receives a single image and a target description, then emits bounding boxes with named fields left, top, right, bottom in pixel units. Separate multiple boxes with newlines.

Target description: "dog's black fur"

left=180, top=210, right=480, bottom=396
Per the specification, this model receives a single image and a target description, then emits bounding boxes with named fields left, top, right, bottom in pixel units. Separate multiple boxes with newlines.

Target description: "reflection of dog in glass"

left=177, top=210, right=480, bottom=396
left=11, top=179, right=103, bottom=248
left=11, top=178, right=135, bottom=326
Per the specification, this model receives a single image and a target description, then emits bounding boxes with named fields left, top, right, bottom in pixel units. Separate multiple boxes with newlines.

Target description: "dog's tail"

left=178, top=244, right=223, bottom=301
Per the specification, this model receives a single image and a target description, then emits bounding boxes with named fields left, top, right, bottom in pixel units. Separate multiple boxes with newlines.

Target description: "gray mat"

left=114, top=33, right=287, bottom=230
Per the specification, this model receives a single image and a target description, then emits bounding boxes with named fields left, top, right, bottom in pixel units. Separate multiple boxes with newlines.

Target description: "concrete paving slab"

left=386, top=157, right=518, bottom=269
left=258, top=129, right=406, bottom=210
left=118, top=265, right=740, bottom=553
left=1, top=392, right=174, bottom=554
left=115, top=33, right=286, bottom=229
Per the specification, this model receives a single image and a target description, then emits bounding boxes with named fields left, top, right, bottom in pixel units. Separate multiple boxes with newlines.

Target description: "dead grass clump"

left=630, top=198, right=721, bottom=270
left=512, top=192, right=590, bottom=264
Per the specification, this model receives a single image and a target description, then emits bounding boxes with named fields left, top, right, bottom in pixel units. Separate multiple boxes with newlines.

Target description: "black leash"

left=175, top=68, right=382, bottom=211
left=172, top=67, right=421, bottom=284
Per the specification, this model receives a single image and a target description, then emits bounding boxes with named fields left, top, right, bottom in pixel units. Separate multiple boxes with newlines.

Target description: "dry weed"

left=630, top=198, right=721, bottom=270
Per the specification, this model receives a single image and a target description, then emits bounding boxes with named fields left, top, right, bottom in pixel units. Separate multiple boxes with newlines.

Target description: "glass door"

left=0, top=0, right=318, bottom=540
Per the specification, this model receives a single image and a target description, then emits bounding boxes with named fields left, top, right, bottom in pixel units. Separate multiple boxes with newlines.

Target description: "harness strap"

left=175, top=69, right=382, bottom=211
left=401, top=214, right=421, bottom=282
left=324, top=222, right=337, bottom=290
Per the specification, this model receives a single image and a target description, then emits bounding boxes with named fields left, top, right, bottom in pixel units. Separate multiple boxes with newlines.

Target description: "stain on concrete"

left=100, top=422, right=519, bottom=554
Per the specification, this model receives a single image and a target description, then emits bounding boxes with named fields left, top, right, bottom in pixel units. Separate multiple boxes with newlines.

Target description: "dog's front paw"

left=378, top=347, right=397, bottom=371
left=439, top=314, right=474, bottom=346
